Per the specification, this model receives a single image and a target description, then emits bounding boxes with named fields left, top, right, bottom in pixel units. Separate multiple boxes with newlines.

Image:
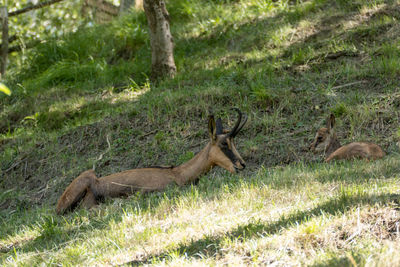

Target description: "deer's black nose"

left=234, top=161, right=245, bottom=171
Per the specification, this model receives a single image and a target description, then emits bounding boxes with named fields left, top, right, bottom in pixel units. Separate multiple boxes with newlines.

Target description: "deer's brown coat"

left=310, top=114, right=385, bottom=162
left=56, top=111, right=247, bottom=214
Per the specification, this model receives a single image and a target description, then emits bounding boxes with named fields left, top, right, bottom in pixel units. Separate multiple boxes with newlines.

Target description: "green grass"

left=1, top=158, right=400, bottom=265
left=1, top=0, right=400, bottom=265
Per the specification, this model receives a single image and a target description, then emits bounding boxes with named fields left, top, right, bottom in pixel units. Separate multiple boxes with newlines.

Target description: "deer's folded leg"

left=81, top=188, right=98, bottom=209
left=56, top=170, right=97, bottom=214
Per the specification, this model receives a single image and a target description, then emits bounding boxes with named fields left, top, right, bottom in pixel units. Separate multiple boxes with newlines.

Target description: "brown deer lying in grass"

left=310, top=114, right=385, bottom=162
left=56, top=109, right=247, bottom=214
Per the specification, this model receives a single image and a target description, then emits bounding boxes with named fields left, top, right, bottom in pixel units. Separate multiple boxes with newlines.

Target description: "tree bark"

left=119, top=0, right=135, bottom=13
left=143, top=0, right=176, bottom=80
left=1, top=6, right=8, bottom=78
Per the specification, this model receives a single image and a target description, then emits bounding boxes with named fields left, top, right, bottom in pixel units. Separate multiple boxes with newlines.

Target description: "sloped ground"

left=1, top=0, right=400, bottom=265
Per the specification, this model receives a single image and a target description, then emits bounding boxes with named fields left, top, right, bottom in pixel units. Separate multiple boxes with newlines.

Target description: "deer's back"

left=99, top=168, right=177, bottom=196
left=326, top=142, right=385, bottom=162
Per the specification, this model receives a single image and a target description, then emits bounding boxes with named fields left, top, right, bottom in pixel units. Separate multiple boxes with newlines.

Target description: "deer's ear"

left=208, top=115, right=217, bottom=141
left=327, top=114, right=336, bottom=131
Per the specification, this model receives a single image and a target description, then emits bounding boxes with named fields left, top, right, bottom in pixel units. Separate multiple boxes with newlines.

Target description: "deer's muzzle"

left=234, top=160, right=246, bottom=171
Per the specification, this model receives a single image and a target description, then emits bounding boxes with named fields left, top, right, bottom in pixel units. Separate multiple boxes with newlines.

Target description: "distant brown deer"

left=56, top=109, right=247, bottom=214
left=310, top=114, right=385, bottom=162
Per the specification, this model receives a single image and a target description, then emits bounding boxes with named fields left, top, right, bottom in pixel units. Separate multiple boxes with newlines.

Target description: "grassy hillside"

left=1, top=0, right=400, bottom=265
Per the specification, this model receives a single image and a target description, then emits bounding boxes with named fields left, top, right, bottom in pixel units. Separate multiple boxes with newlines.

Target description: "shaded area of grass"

left=1, top=156, right=398, bottom=265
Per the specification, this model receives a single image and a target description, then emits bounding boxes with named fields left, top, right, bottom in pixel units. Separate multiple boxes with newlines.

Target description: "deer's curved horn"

left=235, top=113, right=248, bottom=135
left=216, top=118, right=223, bottom=135
left=227, top=108, right=242, bottom=138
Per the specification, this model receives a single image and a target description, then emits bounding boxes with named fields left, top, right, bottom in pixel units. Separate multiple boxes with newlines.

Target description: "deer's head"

left=310, top=114, right=336, bottom=153
left=207, top=109, right=247, bottom=173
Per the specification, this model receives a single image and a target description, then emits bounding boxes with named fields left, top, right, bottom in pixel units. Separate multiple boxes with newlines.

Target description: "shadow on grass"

left=0, top=155, right=398, bottom=263
left=174, top=0, right=380, bottom=73
left=1, top=155, right=398, bottom=261
left=124, top=192, right=400, bottom=265
left=312, top=159, right=400, bottom=184
left=0, top=86, right=138, bottom=135
left=311, top=252, right=366, bottom=267
left=0, top=170, right=240, bottom=260
left=253, top=156, right=400, bottom=191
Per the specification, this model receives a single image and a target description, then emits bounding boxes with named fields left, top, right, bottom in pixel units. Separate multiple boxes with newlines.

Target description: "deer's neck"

left=326, top=134, right=341, bottom=157
left=172, top=143, right=213, bottom=185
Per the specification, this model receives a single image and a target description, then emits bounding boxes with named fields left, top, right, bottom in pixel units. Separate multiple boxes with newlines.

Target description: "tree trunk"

left=119, top=0, right=135, bottom=14
left=1, top=6, right=8, bottom=78
left=143, top=0, right=176, bottom=79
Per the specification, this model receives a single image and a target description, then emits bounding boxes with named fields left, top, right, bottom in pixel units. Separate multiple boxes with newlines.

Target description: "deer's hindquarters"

left=325, top=142, right=385, bottom=162
left=56, top=170, right=97, bottom=215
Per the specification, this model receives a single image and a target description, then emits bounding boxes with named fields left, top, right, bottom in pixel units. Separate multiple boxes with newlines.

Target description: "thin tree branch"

left=9, top=0, right=65, bottom=17
left=93, top=134, right=111, bottom=171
